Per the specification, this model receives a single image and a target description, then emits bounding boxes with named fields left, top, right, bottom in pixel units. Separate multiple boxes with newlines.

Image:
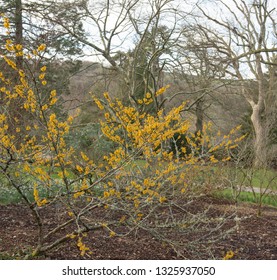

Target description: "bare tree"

left=161, top=22, right=238, bottom=136
left=195, top=0, right=277, bottom=167
left=30, top=0, right=189, bottom=113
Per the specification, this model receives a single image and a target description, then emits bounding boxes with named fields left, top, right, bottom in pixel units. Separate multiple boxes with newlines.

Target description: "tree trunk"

left=251, top=104, right=268, bottom=168
left=15, top=0, right=23, bottom=69
left=195, top=99, right=204, bottom=134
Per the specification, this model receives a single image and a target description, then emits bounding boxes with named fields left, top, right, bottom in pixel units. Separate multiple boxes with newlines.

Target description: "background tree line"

left=1, top=0, right=277, bottom=168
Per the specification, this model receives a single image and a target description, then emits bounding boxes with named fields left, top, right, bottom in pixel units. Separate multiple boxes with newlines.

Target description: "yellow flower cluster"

left=33, top=184, right=48, bottom=207
left=77, top=236, right=91, bottom=256
left=155, top=85, right=170, bottom=96
left=94, top=87, right=246, bottom=215
left=99, top=93, right=189, bottom=160
left=3, top=16, right=10, bottom=29
left=93, top=91, right=192, bottom=209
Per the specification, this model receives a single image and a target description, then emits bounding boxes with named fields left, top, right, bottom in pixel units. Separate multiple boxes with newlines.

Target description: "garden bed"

left=0, top=197, right=276, bottom=260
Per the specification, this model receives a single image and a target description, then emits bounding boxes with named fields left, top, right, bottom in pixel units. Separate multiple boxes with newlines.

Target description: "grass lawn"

left=215, top=188, right=277, bottom=208
left=221, top=165, right=277, bottom=189
left=0, top=165, right=76, bottom=205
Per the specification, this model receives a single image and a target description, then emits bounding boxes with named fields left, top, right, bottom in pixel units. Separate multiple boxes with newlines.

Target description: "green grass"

left=245, top=168, right=277, bottom=190
left=0, top=185, right=30, bottom=205
left=0, top=173, right=75, bottom=205
left=210, top=164, right=277, bottom=208
left=0, top=181, right=63, bottom=205
left=0, top=163, right=79, bottom=205
left=215, top=188, right=277, bottom=208
left=219, top=165, right=277, bottom=190
left=0, top=171, right=103, bottom=205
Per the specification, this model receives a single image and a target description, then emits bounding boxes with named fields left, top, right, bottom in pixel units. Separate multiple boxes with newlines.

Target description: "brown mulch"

left=0, top=198, right=277, bottom=260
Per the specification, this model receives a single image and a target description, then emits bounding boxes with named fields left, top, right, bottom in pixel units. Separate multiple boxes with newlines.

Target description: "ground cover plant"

left=1, top=15, right=276, bottom=260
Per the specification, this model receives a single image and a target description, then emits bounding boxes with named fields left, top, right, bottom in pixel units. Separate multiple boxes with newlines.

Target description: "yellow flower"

left=94, top=98, right=104, bottom=110
left=229, top=144, right=238, bottom=150
left=159, top=196, right=167, bottom=203
left=109, top=231, right=116, bottom=237
left=77, top=237, right=90, bottom=256
left=33, top=185, right=47, bottom=207
left=103, top=92, right=110, bottom=100
left=37, top=44, right=46, bottom=52
left=50, top=90, right=56, bottom=97
left=155, top=85, right=170, bottom=96
left=18, top=70, right=25, bottom=77
left=49, top=97, right=57, bottom=105
left=40, top=65, right=47, bottom=72
left=137, top=213, right=143, bottom=218
left=222, top=156, right=231, bottom=162
left=75, top=165, right=83, bottom=173
left=39, top=199, right=48, bottom=206
left=209, top=155, right=219, bottom=163
left=3, top=17, right=10, bottom=29
left=4, top=57, right=17, bottom=69
left=39, top=73, right=45, bottom=80
left=67, top=115, right=74, bottom=123
left=80, top=151, right=89, bottom=161
left=223, top=250, right=235, bottom=260
left=4, top=41, right=12, bottom=50
left=15, top=44, right=23, bottom=51
left=145, top=92, right=152, bottom=99
left=103, top=191, right=110, bottom=198
left=41, top=104, right=48, bottom=111
left=0, top=114, right=6, bottom=123
left=73, top=191, right=84, bottom=199
left=41, top=80, right=47, bottom=86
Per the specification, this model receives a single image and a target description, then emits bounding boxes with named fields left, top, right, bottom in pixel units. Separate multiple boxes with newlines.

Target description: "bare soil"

left=0, top=197, right=277, bottom=260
